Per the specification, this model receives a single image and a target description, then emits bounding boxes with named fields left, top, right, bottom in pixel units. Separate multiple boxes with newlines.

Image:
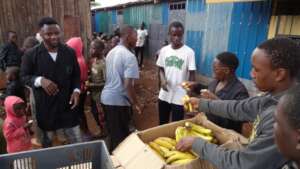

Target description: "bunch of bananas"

left=182, top=95, right=194, bottom=112
left=148, top=137, right=197, bottom=165
left=147, top=122, right=217, bottom=165
left=176, top=122, right=217, bottom=144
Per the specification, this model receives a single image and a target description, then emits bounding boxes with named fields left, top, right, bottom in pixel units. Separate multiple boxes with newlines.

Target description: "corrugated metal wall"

left=185, top=0, right=271, bottom=79
left=228, top=1, right=272, bottom=79
left=94, top=10, right=118, bottom=34
left=185, top=0, right=234, bottom=77
left=123, top=4, right=154, bottom=28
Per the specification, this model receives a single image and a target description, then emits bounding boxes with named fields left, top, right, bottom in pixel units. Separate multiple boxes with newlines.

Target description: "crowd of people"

left=0, top=16, right=299, bottom=169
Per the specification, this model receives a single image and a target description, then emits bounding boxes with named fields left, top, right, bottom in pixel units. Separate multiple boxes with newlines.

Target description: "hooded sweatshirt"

left=66, top=37, right=88, bottom=91
left=192, top=92, right=287, bottom=169
left=3, top=96, right=31, bottom=153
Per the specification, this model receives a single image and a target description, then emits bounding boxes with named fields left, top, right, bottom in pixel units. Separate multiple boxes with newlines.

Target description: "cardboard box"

left=113, top=114, right=248, bottom=169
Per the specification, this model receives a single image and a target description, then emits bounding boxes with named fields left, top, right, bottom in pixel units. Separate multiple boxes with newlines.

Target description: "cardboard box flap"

left=125, top=147, right=165, bottom=169
left=139, top=119, right=193, bottom=143
left=113, top=133, right=165, bottom=169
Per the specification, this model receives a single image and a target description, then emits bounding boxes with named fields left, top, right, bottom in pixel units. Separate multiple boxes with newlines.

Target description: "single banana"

left=175, top=126, right=188, bottom=142
left=189, top=130, right=213, bottom=142
left=148, top=142, right=164, bottom=157
left=154, top=138, right=175, bottom=150
left=188, top=103, right=193, bottom=112
left=185, top=122, right=212, bottom=135
left=164, top=151, right=178, bottom=158
left=158, top=137, right=176, bottom=146
left=171, top=158, right=195, bottom=165
left=159, top=146, right=171, bottom=157
left=166, top=151, right=196, bottom=164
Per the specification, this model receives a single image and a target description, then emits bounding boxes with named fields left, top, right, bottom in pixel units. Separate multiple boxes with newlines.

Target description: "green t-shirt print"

left=165, top=55, right=184, bottom=70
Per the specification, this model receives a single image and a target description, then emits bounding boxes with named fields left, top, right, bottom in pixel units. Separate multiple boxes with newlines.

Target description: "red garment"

left=3, top=96, right=31, bottom=153
left=66, top=37, right=88, bottom=91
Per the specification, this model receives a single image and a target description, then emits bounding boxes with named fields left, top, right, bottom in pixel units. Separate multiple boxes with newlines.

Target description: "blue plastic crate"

left=0, top=140, right=114, bottom=169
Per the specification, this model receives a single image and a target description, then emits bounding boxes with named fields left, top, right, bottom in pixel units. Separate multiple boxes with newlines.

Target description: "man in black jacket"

left=21, top=17, right=82, bottom=147
left=0, top=31, right=22, bottom=71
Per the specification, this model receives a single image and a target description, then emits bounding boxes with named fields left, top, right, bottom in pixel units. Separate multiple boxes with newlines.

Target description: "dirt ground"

left=132, top=58, right=252, bottom=137
left=133, top=58, right=160, bottom=130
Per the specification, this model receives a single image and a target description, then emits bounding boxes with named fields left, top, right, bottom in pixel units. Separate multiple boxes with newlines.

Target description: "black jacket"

left=0, top=42, right=22, bottom=70
left=207, top=76, right=249, bottom=132
left=21, top=43, right=81, bottom=130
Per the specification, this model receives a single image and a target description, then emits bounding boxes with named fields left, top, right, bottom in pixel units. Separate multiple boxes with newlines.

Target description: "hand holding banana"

left=182, top=95, right=200, bottom=112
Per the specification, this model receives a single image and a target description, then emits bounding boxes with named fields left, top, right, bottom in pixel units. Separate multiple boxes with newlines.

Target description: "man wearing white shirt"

left=156, top=21, right=196, bottom=125
left=21, top=17, right=82, bottom=147
left=135, top=22, right=148, bottom=68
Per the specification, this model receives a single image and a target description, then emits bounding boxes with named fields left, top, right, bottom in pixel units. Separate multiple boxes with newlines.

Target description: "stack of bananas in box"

left=176, top=122, right=217, bottom=144
left=148, top=122, right=217, bottom=165
left=148, top=137, right=196, bottom=165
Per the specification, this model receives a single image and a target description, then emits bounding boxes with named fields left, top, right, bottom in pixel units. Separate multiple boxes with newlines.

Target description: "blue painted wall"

left=185, top=0, right=271, bottom=79
left=162, top=1, right=169, bottom=25
left=228, top=1, right=272, bottom=79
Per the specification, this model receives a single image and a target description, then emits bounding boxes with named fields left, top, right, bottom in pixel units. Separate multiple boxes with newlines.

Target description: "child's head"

left=4, top=96, right=26, bottom=118
left=274, top=84, right=300, bottom=162
left=250, top=38, right=300, bottom=93
left=168, top=21, right=184, bottom=49
left=5, top=66, right=20, bottom=82
left=90, top=39, right=105, bottom=58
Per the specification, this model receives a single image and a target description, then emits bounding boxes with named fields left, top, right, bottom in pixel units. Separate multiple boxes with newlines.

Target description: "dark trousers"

left=102, top=104, right=131, bottom=152
left=135, top=46, right=144, bottom=67
left=207, top=114, right=242, bottom=133
left=158, top=99, right=184, bottom=125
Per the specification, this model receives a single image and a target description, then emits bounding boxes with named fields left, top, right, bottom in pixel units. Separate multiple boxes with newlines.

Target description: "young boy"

left=274, top=84, right=300, bottom=169
left=177, top=38, right=300, bottom=169
left=3, top=96, right=32, bottom=153
left=156, top=21, right=196, bottom=125
left=5, top=66, right=25, bottom=100
left=87, top=39, right=106, bottom=131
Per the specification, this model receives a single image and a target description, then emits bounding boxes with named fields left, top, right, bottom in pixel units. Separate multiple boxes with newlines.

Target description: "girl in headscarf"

left=3, top=96, right=32, bottom=153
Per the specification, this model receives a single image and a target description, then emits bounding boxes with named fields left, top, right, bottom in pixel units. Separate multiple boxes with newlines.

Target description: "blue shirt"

left=101, top=45, right=139, bottom=106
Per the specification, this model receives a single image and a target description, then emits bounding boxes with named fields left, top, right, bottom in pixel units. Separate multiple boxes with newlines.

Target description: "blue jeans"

left=42, top=125, right=82, bottom=148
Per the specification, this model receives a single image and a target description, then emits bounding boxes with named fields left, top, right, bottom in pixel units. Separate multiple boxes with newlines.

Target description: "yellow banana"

left=189, top=130, right=213, bottom=142
left=171, top=158, right=195, bottom=165
left=164, top=151, right=178, bottom=158
left=175, top=126, right=188, bottom=142
left=185, top=122, right=212, bottom=135
left=188, top=103, right=193, bottom=112
left=154, top=138, right=175, bottom=150
left=159, top=146, right=171, bottom=157
left=158, top=137, right=176, bottom=146
left=166, top=151, right=196, bottom=164
left=148, top=142, right=164, bottom=158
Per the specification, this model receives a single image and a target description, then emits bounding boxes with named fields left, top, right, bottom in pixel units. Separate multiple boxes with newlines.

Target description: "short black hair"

left=91, top=39, right=105, bottom=50
left=38, top=17, right=58, bottom=29
left=216, top=52, right=239, bottom=72
left=169, top=21, right=184, bottom=33
left=258, top=38, right=300, bottom=78
left=281, top=84, right=300, bottom=129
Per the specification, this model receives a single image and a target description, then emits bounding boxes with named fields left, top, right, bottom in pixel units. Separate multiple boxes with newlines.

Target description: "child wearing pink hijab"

left=3, top=96, right=32, bottom=153
left=66, top=37, right=88, bottom=91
